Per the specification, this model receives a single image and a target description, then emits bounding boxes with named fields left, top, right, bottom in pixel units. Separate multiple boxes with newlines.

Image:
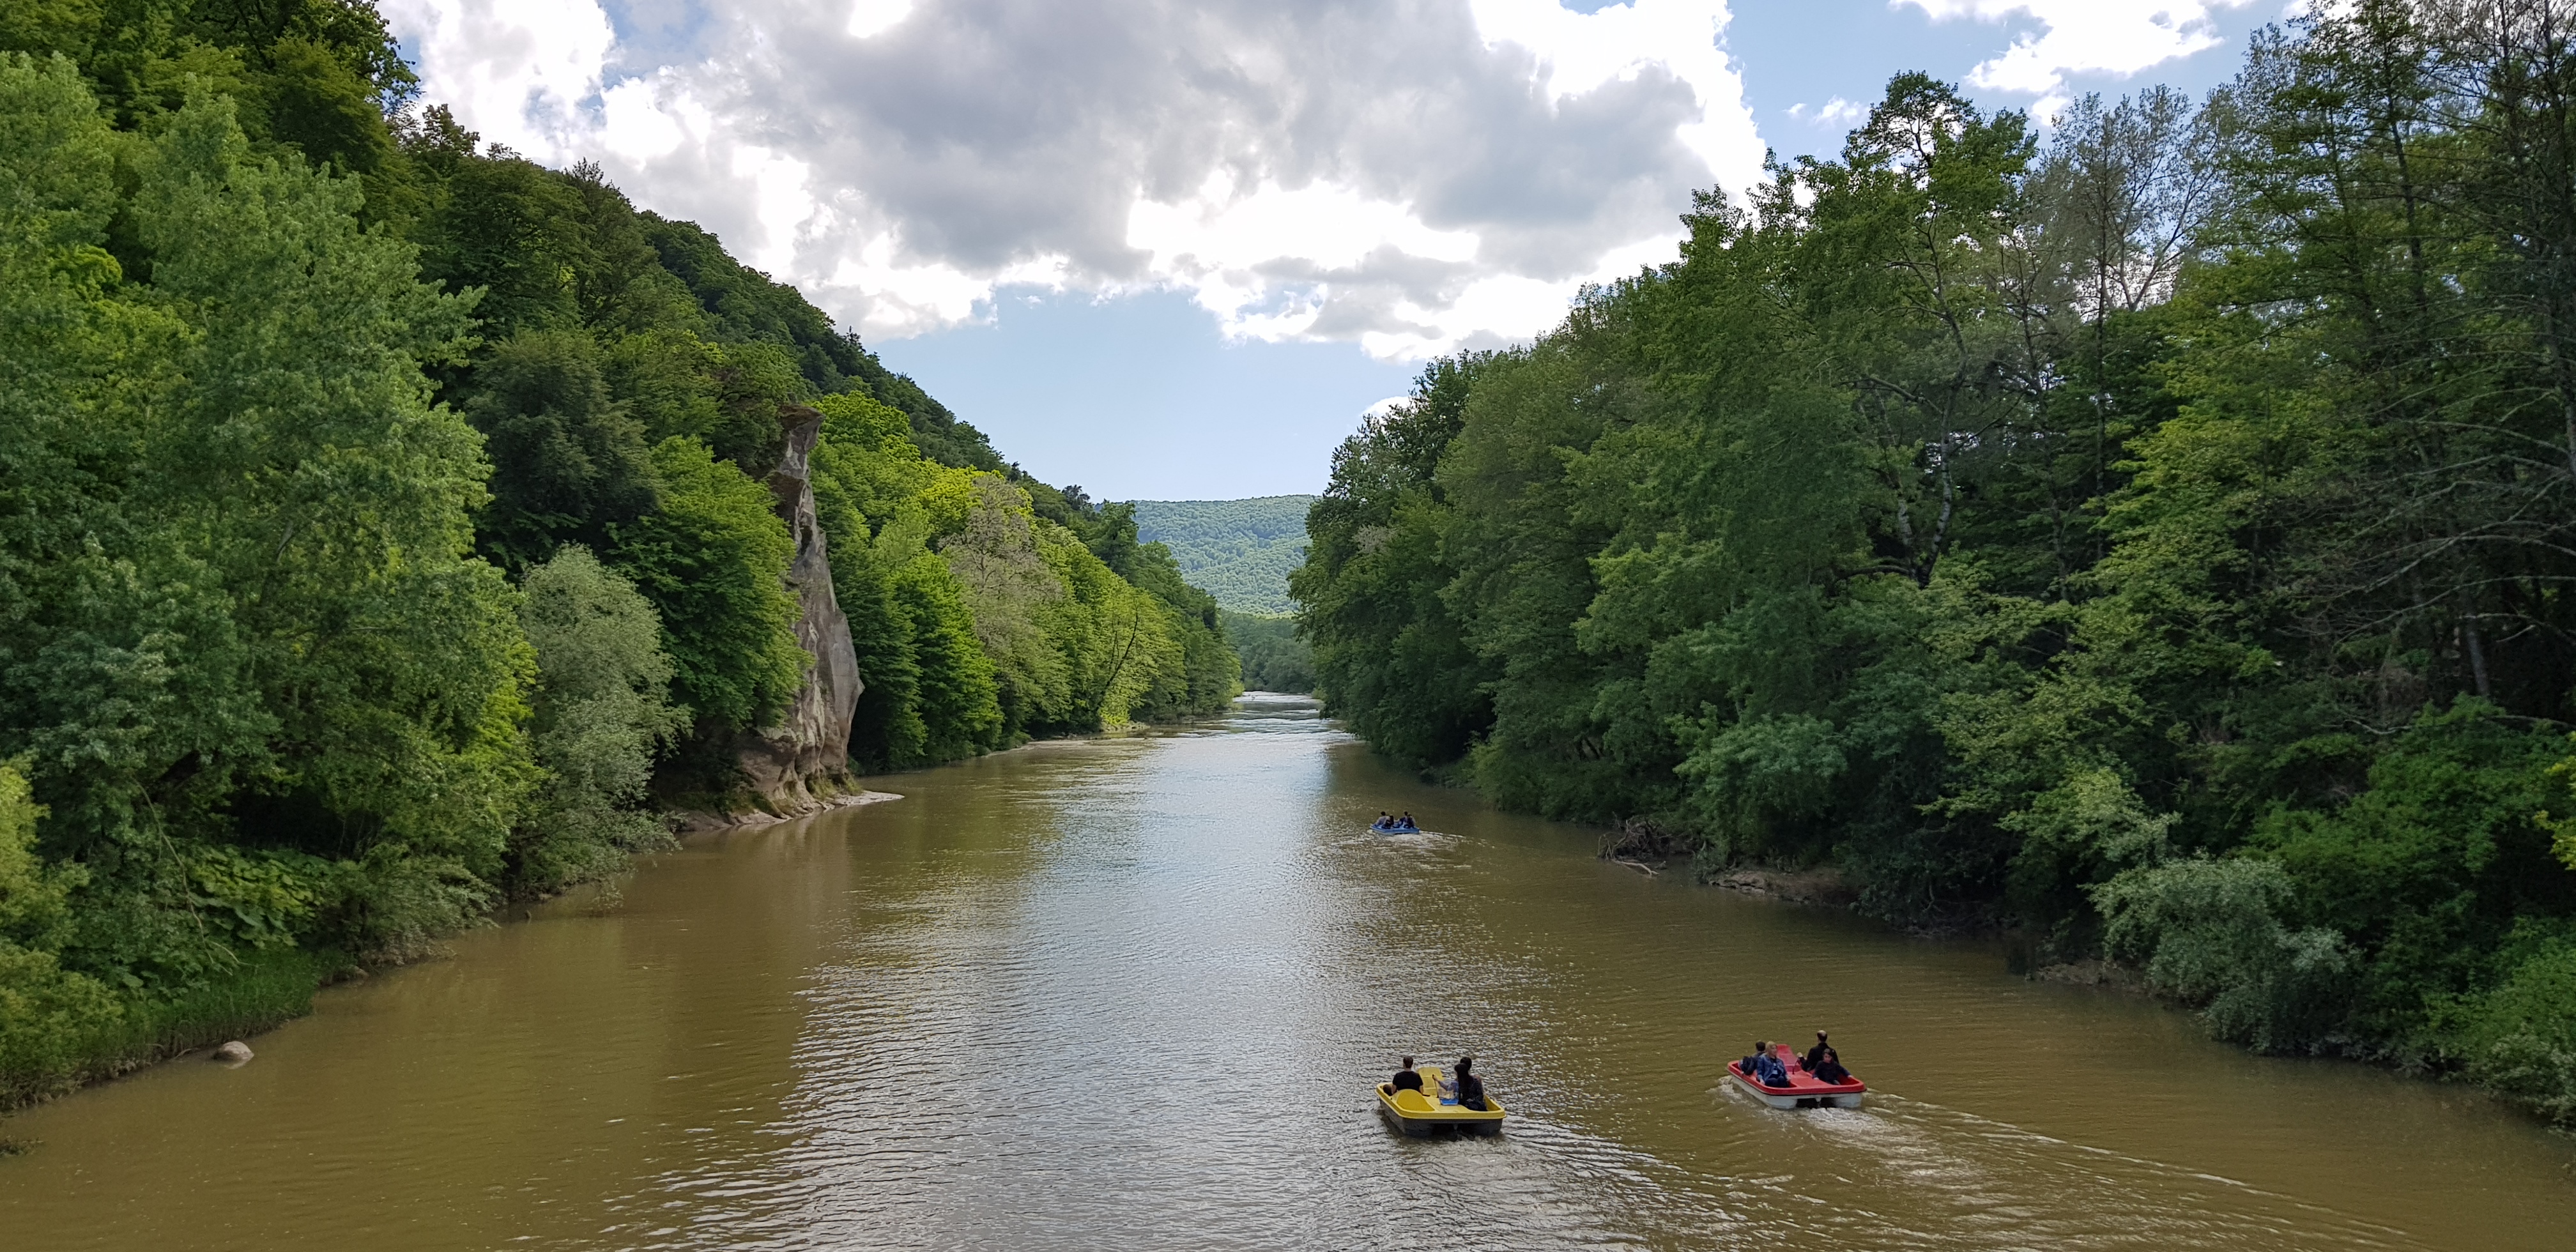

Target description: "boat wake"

left=1729, top=1093, right=2436, bottom=1251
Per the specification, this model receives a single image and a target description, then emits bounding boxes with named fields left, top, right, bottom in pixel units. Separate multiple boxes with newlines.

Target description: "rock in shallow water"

left=211, top=1041, right=252, bottom=1064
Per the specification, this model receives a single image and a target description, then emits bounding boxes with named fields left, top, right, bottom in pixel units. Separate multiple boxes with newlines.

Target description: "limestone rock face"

left=734, top=405, right=862, bottom=814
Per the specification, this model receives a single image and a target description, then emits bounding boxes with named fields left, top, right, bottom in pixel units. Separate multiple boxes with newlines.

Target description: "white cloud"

left=1898, top=1, right=2261, bottom=114
left=383, top=0, right=1761, bottom=359
left=1362, top=395, right=1413, bottom=423
left=1466, top=1, right=1755, bottom=190
left=1788, top=96, right=1867, bottom=126
left=1365, top=272, right=1575, bottom=360
left=381, top=0, right=616, bottom=158
left=1129, top=174, right=1484, bottom=277
left=846, top=0, right=916, bottom=38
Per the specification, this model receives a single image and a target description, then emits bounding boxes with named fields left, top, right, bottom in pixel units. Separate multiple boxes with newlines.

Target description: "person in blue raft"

left=1370, top=811, right=1422, bottom=833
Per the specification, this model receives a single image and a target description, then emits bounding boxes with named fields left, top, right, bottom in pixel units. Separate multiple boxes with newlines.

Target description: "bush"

left=2095, top=857, right=2354, bottom=1053
left=0, top=763, right=121, bottom=1102
left=0, top=940, right=121, bottom=1103
left=511, top=547, right=686, bottom=893
left=2446, top=940, right=2576, bottom=1127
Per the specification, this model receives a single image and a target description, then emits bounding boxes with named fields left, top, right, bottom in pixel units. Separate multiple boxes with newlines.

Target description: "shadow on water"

left=3, top=694, right=2572, bottom=1250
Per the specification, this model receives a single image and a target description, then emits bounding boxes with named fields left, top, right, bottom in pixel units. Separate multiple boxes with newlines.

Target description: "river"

left=2, top=694, right=2570, bottom=1249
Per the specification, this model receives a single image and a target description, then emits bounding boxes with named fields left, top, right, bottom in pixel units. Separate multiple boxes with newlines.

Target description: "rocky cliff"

left=732, top=404, right=863, bottom=816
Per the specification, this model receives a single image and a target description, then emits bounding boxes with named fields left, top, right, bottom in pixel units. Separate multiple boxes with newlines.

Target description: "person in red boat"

left=1802, top=1030, right=1831, bottom=1073
left=1750, top=1043, right=1790, bottom=1087
left=1811, top=1047, right=1851, bottom=1085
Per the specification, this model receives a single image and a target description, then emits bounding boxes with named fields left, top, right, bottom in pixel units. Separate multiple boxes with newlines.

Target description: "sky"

left=383, top=0, right=2303, bottom=500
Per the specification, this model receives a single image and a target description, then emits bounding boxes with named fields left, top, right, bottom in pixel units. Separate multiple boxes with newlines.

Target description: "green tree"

left=809, top=392, right=1002, bottom=767
left=1, top=61, right=539, bottom=979
left=0, top=761, right=120, bottom=1099
left=944, top=477, right=1075, bottom=734
left=609, top=436, right=804, bottom=733
left=2096, top=856, right=2353, bottom=1051
left=511, top=547, right=686, bottom=892
left=463, top=328, right=660, bottom=570
left=1292, top=355, right=1496, bottom=768
left=1223, top=612, right=1313, bottom=693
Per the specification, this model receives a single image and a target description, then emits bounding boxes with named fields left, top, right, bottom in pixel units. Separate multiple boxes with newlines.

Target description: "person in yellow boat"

left=1455, top=1056, right=1489, bottom=1111
left=1392, top=1055, right=1423, bottom=1092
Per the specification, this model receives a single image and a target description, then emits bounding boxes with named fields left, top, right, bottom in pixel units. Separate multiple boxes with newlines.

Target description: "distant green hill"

left=1133, top=496, right=1316, bottom=615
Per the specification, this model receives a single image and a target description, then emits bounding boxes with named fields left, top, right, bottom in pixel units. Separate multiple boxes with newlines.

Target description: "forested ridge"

left=1133, top=496, right=1318, bottom=690
left=1294, top=1, right=2576, bottom=1124
left=0, top=1, right=1235, bottom=1102
left=1133, top=495, right=1315, bottom=615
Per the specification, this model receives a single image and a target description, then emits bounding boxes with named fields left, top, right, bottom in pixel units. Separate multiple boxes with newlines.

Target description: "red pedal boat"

left=1726, top=1043, right=1866, bottom=1109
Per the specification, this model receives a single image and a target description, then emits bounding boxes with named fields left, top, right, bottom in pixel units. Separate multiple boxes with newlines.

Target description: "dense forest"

left=0, top=2, right=1234, bottom=1102
left=1222, top=613, right=1315, bottom=694
left=1133, top=496, right=1315, bottom=615
left=1134, top=497, right=1315, bottom=690
left=1294, top=1, right=2576, bottom=1125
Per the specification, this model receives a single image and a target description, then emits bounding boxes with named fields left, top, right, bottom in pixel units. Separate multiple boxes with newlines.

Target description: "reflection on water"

left=3, top=693, right=2570, bottom=1250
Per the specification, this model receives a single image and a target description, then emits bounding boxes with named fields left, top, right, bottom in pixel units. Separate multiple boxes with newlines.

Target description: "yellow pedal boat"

left=1376, top=1065, right=1506, bottom=1135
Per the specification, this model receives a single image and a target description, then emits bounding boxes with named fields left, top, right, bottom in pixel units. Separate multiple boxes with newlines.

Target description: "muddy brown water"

left=3, top=694, right=2572, bottom=1249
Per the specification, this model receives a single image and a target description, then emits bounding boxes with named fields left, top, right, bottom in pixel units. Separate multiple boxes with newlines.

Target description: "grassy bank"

left=2, top=949, right=333, bottom=1112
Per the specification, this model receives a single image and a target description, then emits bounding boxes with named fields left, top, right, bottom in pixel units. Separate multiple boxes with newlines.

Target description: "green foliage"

left=0, top=56, right=535, bottom=988
left=940, top=479, right=1077, bottom=733
left=0, top=938, right=120, bottom=1101
left=2249, top=705, right=2574, bottom=1045
left=634, top=213, right=1004, bottom=470
left=0, top=766, right=80, bottom=949
left=1292, top=355, right=1495, bottom=770
left=0, top=761, right=121, bottom=1097
left=1064, top=501, right=1239, bottom=717
left=809, top=392, right=1004, bottom=768
left=412, top=142, right=590, bottom=335
left=1133, top=496, right=1315, bottom=614
left=2543, top=738, right=2576, bottom=873
left=1, top=4, right=1236, bottom=1098
left=463, top=329, right=659, bottom=570
left=6, top=943, right=328, bottom=1108
left=2096, top=857, right=2354, bottom=1053
left=610, top=438, right=804, bottom=732
left=1223, top=613, right=1313, bottom=693
left=1289, top=8, right=2576, bottom=1117
left=511, top=547, right=686, bottom=892
left=2444, top=937, right=2576, bottom=1127
left=929, top=475, right=1233, bottom=737
left=185, top=845, right=332, bottom=952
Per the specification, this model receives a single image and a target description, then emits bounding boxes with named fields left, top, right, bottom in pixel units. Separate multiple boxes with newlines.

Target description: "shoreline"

left=668, top=787, right=904, bottom=834
left=1621, top=844, right=2556, bottom=1131
left=0, top=788, right=907, bottom=1121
